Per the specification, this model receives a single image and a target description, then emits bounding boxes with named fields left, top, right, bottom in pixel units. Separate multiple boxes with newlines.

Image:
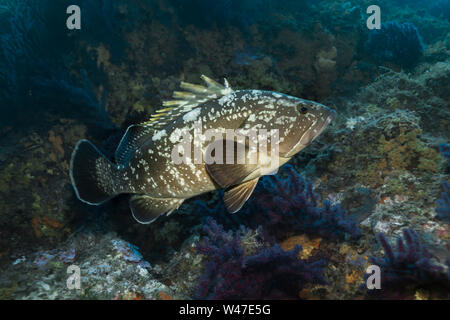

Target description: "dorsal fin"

left=114, top=75, right=233, bottom=167
left=114, top=125, right=153, bottom=166
left=141, top=75, right=233, bottom=129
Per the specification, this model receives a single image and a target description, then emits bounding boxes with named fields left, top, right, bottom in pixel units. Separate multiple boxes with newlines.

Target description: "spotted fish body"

left=70, top=76, right=336, bottom=224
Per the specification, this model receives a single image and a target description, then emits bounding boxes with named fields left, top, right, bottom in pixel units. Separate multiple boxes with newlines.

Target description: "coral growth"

left=365, top=21, right=425, bottom=68
left=340, top=62, right=450, bottom=137
left=365, top=229, right=448, bottom=295
left=0, top=0, right=115, bottom=129
left=377, top=128, right=441, bottom=173
left=435, top=181, right=450, bottom=222
left=435, top=143, right=449, bottom=221
left=195, top=218, right=326, bottom=299
left=439, top=143, right=450, bottom=161
left=428, top=0, right=450, bottom=21
left=251, top=165, right=362, bottom=240
left=326, top=109, right=443, bottom=203
left=193, top=165, right=361, bottom=241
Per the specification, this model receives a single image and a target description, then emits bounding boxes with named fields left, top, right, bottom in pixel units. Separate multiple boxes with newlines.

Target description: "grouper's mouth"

left=284, top=109, right=336, bottom=158
left=312, top=109, right=336, bottom=141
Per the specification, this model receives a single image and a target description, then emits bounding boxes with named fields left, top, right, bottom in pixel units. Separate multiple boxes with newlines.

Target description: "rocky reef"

left=0, top=0, right=448, bottom=300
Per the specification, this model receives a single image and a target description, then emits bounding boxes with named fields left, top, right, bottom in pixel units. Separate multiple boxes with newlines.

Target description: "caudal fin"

left=70, top=140, right=118, bottom=205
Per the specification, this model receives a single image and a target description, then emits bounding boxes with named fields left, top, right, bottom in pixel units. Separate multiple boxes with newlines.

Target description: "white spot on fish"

left=183, top=108, right=201, bottom=122
left=152, top=130, right=167, bottom=141
left=169, top=128, right=185, bottom=144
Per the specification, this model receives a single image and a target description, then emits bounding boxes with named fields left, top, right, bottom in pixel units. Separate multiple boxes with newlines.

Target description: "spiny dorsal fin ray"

left=161, top=74, right=233, bottom=109
left=141, top=75, right=233, bottom=130
left=114, top=75, right=233, bottom=167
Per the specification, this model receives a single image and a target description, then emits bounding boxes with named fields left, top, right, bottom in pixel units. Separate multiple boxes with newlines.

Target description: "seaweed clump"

left=194, top=218, right=326, bottom=299
left=365, top=21, right=425, bottom=69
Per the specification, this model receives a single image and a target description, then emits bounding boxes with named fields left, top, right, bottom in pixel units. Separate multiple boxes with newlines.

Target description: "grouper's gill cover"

left=69, top=75, right=336, bottom=224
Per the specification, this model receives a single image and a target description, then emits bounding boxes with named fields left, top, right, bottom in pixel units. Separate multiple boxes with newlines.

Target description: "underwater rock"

left=339, top=60, right=450, bottom=138
left=194, top=218, right=327, bottom=299
left=0, top=232, right=169, bottom=300
left=300, top=103, right=448, bottom=254
left=314, top=46, right=337, bottom=72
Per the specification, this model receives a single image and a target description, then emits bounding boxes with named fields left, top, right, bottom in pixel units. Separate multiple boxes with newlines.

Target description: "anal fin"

left=224, top=178, right=259, bottom=213
left=129, top=195, right=184, bottom=224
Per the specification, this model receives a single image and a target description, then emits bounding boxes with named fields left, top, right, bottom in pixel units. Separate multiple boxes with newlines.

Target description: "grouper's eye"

left=298, top=105, right=308, bottom=114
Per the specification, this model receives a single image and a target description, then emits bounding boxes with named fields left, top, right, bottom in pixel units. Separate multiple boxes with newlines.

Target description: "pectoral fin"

left=205, top=139, right=259, bottom=188
left=224, top=178, right=259, bottom=213
left=129, top=195, right=184, bottom=224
